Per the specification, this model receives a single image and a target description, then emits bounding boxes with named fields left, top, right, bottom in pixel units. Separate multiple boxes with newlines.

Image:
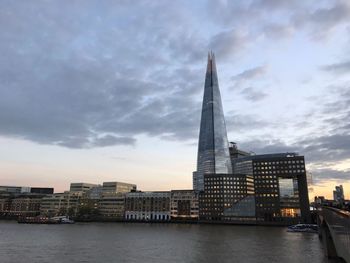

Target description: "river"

left=0, top=221, right=332, bottom=263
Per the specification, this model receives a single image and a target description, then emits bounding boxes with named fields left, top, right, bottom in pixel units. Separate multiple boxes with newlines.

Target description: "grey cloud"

left=262, top=24, right=294, bottom=39
left=237, top=139, right=298, bottom=155
left=321, top=60, right=350, bottom=74
left=93, top=135, right=136, bottom=147
left=310, top=168, right=350, bottom=184
left=240, top=87, right=268, bottom=102
left=231, top=66, right=268, bottom=92
left=208, top=29, right=250, bottom=60
left=207, top=0, right=350, bottom=41
left=225, top=114, right=270, bottom=133
left=301, top=133, right=350, bottom=163
left=293, top=1, right=350, bottom=39
left=232, top=66, right=267, bottom=81
left=0, top=1, right=208, bottom=149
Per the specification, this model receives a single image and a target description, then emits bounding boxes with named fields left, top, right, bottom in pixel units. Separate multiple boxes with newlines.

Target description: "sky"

left=0, top=0, right=349, bottom=199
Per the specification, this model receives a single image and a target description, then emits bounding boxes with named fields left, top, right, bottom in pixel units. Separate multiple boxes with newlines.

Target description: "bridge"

left=317, top=207, right=350, bottom=262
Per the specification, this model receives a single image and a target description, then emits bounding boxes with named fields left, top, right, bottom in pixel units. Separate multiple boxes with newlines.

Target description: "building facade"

left=193, top=52, right=232, bottom=191
left=170, top=190, right=199, bottom=220
left=70, top=183, right=99, bottom=192
left=40, top=191, right=82, bottom=217
left=333, top=185, right=344, bottom=204
left=98, top=193, right=125, bottom=219
left=102, top=182, right=136, bottom=194
left=125, top=191, right=171, bottom=221
left=0, top=194, right=44, bottom=217
left=233, top=153, right=311, bottom=223
left=199, top=174, right=255, bottom=221
left=0, top=186, right=53, bottom=195
left=0, top=186, right=53, bottom=218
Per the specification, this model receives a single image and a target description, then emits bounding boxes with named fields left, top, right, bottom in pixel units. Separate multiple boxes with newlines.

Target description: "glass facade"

left=194, top=52, right=232, bottom=191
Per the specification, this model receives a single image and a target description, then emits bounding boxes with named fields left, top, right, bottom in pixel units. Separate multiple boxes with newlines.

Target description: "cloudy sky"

left=0, top=0, right=349, bottom=198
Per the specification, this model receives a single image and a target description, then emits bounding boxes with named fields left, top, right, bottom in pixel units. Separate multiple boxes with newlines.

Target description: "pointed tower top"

left=206, top=51, right=217, bottom=75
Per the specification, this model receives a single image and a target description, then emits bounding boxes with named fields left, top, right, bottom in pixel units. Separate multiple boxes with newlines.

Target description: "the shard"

left=193, top=52, right=232, bottom=191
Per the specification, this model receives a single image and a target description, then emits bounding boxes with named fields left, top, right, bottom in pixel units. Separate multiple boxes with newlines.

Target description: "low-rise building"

left=98, top=193, right=125, bottom=219
left=102, top=182, right=136, bottom=194
left=40, top=191, right=82, bottom=217
left=0, top=197, right=12, bottom=217
left=97, top=181, right=136, bottom=220
left=9, top=197, right=42, bottom=217
left=200, top=174, right=255, bottom=221
left=70, top=183, right=99, bottom=192
left=125, top=191, right=171, bottom=221
left=0, top=186, right=53, bottom=195
left=170, top=190, right=199, bottom=220
left=0, top=186, right=53, bottom=218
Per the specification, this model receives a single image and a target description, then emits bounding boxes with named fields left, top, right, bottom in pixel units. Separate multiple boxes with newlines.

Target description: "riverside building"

left=40, top=191, right=82, bottom=217
left=0, top=186, right=53, bottom=218
left=199, top=174, right=255, bottom=222
left=233, top=153, right=311, bottom=224
left=39, top=181, right=137, bottom=219
left=98, top=181, right=137, bottom=219
left=125, top=191, right=171, bottom=221
left=170, top=190, right=199, bottom=220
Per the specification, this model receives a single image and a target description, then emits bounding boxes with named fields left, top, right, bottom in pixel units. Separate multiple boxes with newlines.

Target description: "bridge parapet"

left=318, top=207, right=350, bottom=262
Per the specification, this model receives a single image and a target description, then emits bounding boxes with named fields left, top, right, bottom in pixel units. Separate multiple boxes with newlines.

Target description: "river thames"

left=0, top=221, right=332, bottom=263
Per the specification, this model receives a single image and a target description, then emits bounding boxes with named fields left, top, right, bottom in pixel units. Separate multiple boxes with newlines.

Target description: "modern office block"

left=333, top=185, right=344, bottom=203
left=102, top=182, right=136, bottom=194
left=0, top=186, right=53, bottom=195
left=199, top=173, right=255, bottom=221
left=234, top=153, right=311, bottom=223
left=98, top=193, right=125, bottom=219
left=70, top=183, right=99, bottom=192
left=40, top=191, right=82, bottom=217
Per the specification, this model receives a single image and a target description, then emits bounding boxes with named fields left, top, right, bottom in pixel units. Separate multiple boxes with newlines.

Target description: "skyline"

left=0, top=1, right=350, bottom=199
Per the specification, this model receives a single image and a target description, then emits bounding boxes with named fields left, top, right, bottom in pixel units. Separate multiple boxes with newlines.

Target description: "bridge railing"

left=319, top=207, right=350, bottom=262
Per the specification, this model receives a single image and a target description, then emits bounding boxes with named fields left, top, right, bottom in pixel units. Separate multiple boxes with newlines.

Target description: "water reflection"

left=0, top=221, right=332, bottom=263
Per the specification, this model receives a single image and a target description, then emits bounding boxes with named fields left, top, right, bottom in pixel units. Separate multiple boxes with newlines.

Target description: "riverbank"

left=0, top=216, right=299, bottom=226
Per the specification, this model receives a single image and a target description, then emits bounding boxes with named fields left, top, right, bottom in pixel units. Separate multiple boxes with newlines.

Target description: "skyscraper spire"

left=193, top=52, right=232, bottom=191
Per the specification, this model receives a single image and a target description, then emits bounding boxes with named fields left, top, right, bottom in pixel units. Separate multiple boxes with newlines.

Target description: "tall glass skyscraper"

left=193, top=52, right=232, bottom=191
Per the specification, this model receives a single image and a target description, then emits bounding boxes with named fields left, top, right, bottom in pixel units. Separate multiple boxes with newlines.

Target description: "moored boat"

left=287, top=224, right=318, bottom=233
left=18, top=216, right=75, bottom=224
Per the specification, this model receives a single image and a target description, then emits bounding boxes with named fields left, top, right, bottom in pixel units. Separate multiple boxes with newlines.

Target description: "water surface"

left=0, top=221, right=330, bottom=263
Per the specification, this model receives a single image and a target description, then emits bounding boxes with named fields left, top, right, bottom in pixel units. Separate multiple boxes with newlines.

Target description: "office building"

left=102, top=182, right=136, bottom=194
left=170, top=190, right=199, bottom=220
left=193, top=52, right=232, bottom=191
left=229, top=142, right=251, bottom=159
left=70, top=183, right=99, bottom=192
left=200, top=174, right=255, bottom=221
left=98, top=193, right=125, bottom=219
left=9, top=197, right=42, bottom=217
left=125, top=191, right=171, bottom=221
left=0, top=186, right=53, bottom=195
left=97, top=182, right=136, bottom=220
left=0, top=186, right=53, bottom=218
left=333, top=185, right=344, bottom=203
left=40, top=191, right=82, bottom=217
left=233, top=153, right=311, bottom=223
